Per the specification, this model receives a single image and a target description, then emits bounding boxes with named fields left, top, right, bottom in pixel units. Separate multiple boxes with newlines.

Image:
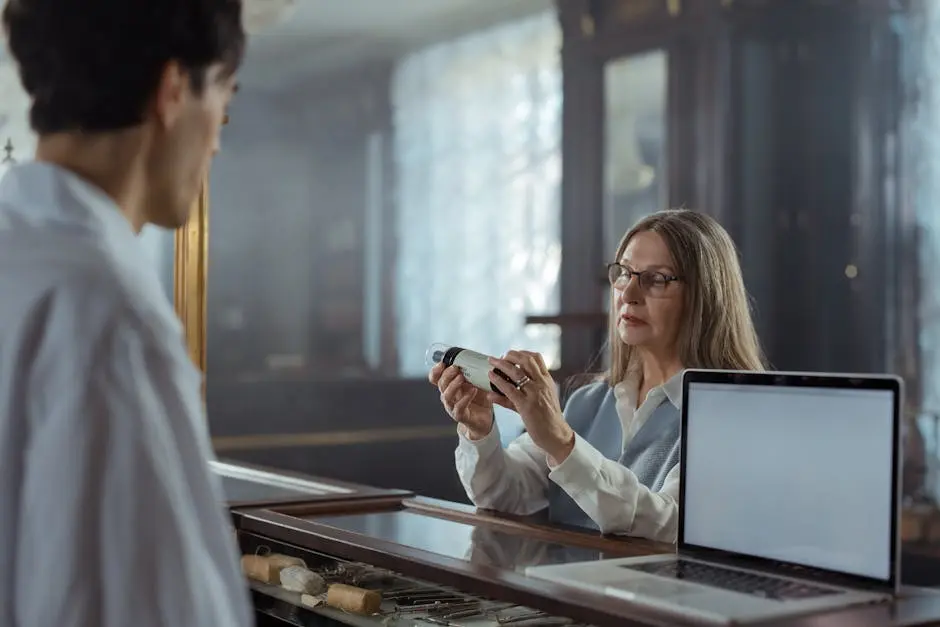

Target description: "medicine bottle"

left=425, top=343, right=512, bottom=396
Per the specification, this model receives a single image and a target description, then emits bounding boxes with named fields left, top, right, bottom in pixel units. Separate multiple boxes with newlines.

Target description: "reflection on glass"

left=316, top=511, right=474, bottom=561
left=464, top=525, right=604, bottom=570
left=313, top=511, right=611, bottom=571
left=603, top=51, right=668, bottom=259
left=219, top=475, right=315, bottom=503
left=138, top=225, right=175, bottom=302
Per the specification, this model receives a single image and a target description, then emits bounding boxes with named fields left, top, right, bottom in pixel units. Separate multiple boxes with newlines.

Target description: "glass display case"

left=211, top=459, right=411, bottom=509
left=235, top=492, right=940, bottom=627
left=236, top=495, right=671, bottom=627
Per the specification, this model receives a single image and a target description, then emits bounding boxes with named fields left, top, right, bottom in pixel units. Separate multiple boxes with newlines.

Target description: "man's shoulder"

left=1, top=230, right=179, bottom=343
left=15, top=264, right=199, bottom=432
left=22, top=277, right=143, bottom=365
left=0, top=255, right=180, bottom=370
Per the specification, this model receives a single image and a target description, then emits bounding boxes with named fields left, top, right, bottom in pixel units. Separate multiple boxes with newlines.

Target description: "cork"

left=240, top=554, right=280, bottom=584
left=267, top=553, right=305, bottom=570
left=325, top=583, right=382, bottom=615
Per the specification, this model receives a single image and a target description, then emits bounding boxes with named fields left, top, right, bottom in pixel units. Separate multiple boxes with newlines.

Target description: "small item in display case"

left=279, top=565, right=326, bottom=595
left=325, top=583, right=382, bottom=615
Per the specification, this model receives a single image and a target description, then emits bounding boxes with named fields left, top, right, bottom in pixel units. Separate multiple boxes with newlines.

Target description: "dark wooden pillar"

left=555, top=0, right=607, bottom=374
left=724, top=0, right=905, bottom=374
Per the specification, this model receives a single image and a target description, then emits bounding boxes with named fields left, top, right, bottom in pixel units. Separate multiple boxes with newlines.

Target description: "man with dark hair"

left=0, top=1, right=253, bottom=625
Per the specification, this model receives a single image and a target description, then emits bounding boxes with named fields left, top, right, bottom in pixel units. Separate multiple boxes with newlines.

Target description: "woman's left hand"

left=486, top=350, right=575, bottom=463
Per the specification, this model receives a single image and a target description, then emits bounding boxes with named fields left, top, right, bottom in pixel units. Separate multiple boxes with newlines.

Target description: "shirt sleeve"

left=547, top=435, right=680, bottom=542
left=454, top=419, right=551, bottom=516
left=14, top=305, right=253, bottom=627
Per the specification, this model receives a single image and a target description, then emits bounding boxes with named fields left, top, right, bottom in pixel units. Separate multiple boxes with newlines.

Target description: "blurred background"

left=1, top=0, right=938, bottom=577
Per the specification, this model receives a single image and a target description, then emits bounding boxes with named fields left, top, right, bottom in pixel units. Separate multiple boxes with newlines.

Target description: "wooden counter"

left=232, top=485, right=940, bottom=627
left=212, top=459, right=411, bottom=509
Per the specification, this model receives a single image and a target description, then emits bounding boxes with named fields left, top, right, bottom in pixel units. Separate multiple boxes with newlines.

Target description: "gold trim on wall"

left=174, top=181, right=209, bottom=373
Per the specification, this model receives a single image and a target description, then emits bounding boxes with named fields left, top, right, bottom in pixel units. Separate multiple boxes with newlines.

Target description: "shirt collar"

left=662, top=370, right=684, bottom=408
left=613, top=368, right=685, bottom=409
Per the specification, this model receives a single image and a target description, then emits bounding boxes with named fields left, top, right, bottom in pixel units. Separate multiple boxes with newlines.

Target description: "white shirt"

left=0, top=163, right=253, bottom=627
left=455, top=372, right=683, bottom=543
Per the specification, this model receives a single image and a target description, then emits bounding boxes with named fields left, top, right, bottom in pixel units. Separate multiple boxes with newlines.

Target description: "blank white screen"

left=682, top=382, right=895, bottom=581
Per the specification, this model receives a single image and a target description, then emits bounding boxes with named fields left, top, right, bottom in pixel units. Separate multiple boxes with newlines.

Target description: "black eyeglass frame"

left=606, top=262, right=683, bottom=292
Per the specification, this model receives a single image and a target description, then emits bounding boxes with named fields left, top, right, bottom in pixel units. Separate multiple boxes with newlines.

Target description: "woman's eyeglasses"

left=606, top=262, right=681, bottom=295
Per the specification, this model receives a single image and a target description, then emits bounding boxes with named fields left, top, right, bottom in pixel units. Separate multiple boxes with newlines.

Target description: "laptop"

left=525, top=369, right=902, bottom=625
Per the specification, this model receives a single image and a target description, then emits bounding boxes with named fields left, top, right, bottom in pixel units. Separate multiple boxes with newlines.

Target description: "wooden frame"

left=173, top=181, right=209, bottom=373
left=245, top=496, right=668, bottom=554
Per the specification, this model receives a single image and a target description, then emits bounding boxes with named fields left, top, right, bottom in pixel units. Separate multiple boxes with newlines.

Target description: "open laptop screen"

left=680, top=373, right=898, bottom=584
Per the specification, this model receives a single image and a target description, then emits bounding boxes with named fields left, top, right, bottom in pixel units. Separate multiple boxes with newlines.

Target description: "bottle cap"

left=425, top=342, right=451, bottom=367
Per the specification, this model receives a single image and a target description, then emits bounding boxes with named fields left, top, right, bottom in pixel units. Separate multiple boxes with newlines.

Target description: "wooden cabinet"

left=551, top=0, right=735, bottom=373
left=546, top=0, right=911, bottom=378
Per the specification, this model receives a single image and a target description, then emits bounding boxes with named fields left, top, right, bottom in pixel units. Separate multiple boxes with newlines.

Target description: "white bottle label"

left=452, top=349, right=494, bottom=392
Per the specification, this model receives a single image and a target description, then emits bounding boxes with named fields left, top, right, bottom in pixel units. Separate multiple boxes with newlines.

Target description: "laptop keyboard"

left=624, top=560, right=842, bottom=600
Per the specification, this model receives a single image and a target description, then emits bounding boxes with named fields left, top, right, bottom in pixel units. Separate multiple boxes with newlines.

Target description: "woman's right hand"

left=429, top=363, right=494, bottom=440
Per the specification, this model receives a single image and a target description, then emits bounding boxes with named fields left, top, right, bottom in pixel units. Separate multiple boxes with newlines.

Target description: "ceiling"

left=240, top=0, right=553, bottom=90
left=0, top=1, right=555, bottom=95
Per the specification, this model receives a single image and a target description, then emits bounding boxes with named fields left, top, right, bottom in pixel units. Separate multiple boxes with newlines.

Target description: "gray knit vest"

left=547, top=381, right=680, bottom=531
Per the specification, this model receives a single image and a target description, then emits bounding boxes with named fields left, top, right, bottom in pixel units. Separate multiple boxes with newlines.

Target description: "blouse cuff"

left=546, top=433, right=606, bottom=494
left=456, top=418, right=502, bottom=457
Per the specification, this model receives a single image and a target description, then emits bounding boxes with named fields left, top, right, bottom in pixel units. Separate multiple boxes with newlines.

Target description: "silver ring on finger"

left=515, top=375, right=532, bottom=391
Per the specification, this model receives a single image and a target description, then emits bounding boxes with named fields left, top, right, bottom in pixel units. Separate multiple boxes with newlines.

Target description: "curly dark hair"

left=2, top=0, right=245, bottom=134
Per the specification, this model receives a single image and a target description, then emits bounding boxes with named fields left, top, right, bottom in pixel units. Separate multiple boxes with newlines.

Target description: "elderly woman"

left=428, top=209, right=765, bottom=543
